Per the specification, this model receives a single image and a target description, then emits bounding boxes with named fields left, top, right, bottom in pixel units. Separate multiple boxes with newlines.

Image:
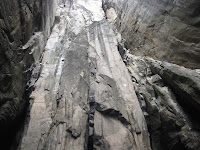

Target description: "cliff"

left=0, top=0, right=56, bottom=148
left=103, top=0, right=200, bottom=68
left=0, top=0, right=200, bottom=150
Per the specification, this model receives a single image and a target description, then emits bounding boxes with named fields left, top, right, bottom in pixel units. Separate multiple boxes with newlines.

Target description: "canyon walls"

left=125, top=54, right=200, bottom=150
left=103, top=0, right=200, bottom=69
left=0, top=0, right=56, bottom=148
left=0, top=0, right=200, bottom=150
left=102, top=0, right=200, bottom=149
left=19, top=0, right=151, bottom=149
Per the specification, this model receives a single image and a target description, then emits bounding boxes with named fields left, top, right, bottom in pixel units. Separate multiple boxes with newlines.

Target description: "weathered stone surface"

left=126, top=54, right=200, bottom=150
left=2, top=0, right=200, bottom=150
left=0, top=0, right=57, bottom=148
left=88, top=20, right=150, bottom=150
left=146, top=58, right=200, bottom=118
left=19, top=1, right=151, bottom=149
left=103, top=0, right=200, bottom=69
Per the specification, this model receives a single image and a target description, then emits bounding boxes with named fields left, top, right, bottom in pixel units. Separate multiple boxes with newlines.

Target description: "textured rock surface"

left=125, top=53, right=200, bottom=150
left=1, top=0, right=200, bottom=150
left=19, top=0, right=151, bottom=149
left=103, top=0, right=200, bottom=69
left=147, top=58, right=200, bottom=117
left=88, top=20, right=150, bottom=150
left=0, top=0, right=56, bottom=148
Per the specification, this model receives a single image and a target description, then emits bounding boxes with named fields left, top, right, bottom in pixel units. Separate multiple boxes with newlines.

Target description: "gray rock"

left=147, top=57, right=200, bottom=118
left=0, top=0, right=56, bottom=148
left=126, top=54, right=200, bottom=150
left=19, top=1, right=151, bottom=149
left=103, top=0, right=200, bottom=69
left=88, top=20, right=151, bottom=150
left=2, top=0, right=200, bottom=150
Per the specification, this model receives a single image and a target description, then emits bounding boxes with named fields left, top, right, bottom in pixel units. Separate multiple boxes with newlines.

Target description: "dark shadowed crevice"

left=87, top=101, right=95, bottom=150
left=87, top=131, right=94, bottom=150
left=2, top=29, right=14, bottom=43
left=0, top=88, right=32, bottom=150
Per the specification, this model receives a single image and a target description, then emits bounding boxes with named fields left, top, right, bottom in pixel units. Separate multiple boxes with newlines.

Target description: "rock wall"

left=125, top=53, right=200, bottom=150
left=103, top=0, right=200, bottom=69
left=1, top=0, right=200, bottom=150
left=19, top=0, right=151, bottom=149
left=103, top=0, right=200, bottom=148
left=0, top=0, right=56, bottom=148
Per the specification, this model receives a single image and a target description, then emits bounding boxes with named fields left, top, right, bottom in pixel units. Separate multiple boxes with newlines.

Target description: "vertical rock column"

left=87, top=20, right=151, bottom=150
left=20, top=0, right=151, bottom=149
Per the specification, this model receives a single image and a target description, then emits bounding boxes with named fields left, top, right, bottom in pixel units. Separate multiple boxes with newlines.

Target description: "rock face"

left=125, top=53, right=200, bottom=150
left=1, top=0, right=200, bottom=150
left=88, top=20, right=150, bottom=150
left=147, top=58, right=200, bottom=117
left=19, top=0, right=151, bottom=149
left=102, top=0, right=200, bottom=69
left=0, top=0, right=56, bottom=148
